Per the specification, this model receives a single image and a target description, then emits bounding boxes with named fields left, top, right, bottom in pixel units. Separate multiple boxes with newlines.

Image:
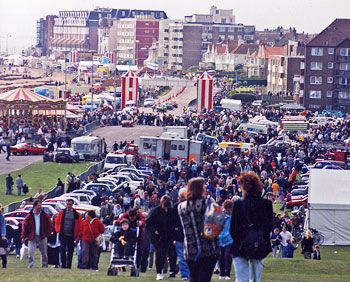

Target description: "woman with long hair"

left=301, top=230, right=314, bottom=259
left=230, top=171, right=273, bottom=282
left=178, top=177, right=220, bottom=282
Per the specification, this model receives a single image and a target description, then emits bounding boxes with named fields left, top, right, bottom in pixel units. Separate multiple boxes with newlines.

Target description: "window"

left=311, top=48, right=323, bottom=56
left=328, top=48, right=334, bottom=54
left=327, top=91, right=333, bottom=97
left=219, top=27, right=226, bottom=32
left=325, top=105, right=332, bottom=110
left=327, top=77, right=333, bottom=83
left=339, top=63, right=350, bottom=70
left=339, top=77, right=350, bottom=85
left=309, top=90, right=322, bottom=99
left=310, top=62, right=323, bottom=70
left=171, top=145, right=177, bottom=150
left=178, top=145, right=185, bottom=151
left=309, top=104, right=321, bottom=109
left=328, top=62, right=334, bottom=69
left=143, top=143, right=152, bottom=149
left=310, top=76, right=322, bottom=85
left=340, top=48, right=350, bottom=56
left=339, top=92, right=350, bottom=99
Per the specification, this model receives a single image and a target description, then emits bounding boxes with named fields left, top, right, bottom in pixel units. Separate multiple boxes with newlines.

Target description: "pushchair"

left=107, top=226, right=140, bottom=277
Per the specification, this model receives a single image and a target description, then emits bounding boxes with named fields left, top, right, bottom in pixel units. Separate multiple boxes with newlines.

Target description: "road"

left=0, top=81, right=198, bottom=174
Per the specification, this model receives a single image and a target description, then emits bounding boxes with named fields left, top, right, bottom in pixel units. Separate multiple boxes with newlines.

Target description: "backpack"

left=238, top=225, right=265, bottom=260
left=203, top=197, right=225, bottom=238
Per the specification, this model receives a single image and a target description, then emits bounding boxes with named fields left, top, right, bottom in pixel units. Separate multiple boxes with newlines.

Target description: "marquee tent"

left=308, top=169, right=350, bottom=245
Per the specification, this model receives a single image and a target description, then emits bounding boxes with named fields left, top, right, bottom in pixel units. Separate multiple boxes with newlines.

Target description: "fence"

left=2, top=160, right=105, bottom=214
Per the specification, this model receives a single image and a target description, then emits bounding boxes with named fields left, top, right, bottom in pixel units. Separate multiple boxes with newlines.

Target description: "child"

left=313, top=245, right=321, bottom=260
left=286, top=239, right=298, bottom=258
left=0, top=238, right=8, bottom=268
left=218, top=200, right=234, bottom=280
left=271, top=228, right=282, bottom=258
left=112, top=218, right=137, bottom=259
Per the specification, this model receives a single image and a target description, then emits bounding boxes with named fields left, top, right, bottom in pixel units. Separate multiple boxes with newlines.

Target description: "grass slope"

left=0, top=245, right=349, bottom=282
left=0, top=161, right=94, bottom=207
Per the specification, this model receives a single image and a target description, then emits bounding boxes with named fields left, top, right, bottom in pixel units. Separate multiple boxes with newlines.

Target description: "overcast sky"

left=1, top=0, right=350, bottom=54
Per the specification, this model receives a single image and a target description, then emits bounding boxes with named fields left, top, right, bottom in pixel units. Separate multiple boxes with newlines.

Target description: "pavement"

left=0, top=152, right=42, bottom=174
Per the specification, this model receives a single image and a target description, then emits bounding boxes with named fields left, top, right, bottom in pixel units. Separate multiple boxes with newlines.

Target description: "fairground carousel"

left=0, top=88, right=66, bottom=127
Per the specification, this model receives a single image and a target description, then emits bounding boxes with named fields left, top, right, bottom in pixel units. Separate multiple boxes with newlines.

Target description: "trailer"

left=71, top=136, right=106, bottom=161
left=139, top=136, right=203, bottom=163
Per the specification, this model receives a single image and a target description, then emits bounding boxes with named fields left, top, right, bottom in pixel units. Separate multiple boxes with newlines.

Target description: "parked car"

left=144, top=98, right=155, bottom=107
left=165, top=102, right=173, bottom=110
left=121, top=120, right=134, bottom=127
left=10, top=143, right=47, bottom=155
left=156, top=104, right=167, bottom=112
left=71, top=190, right=97, bottom=197
left=82, top=183, right=115, bottom=197
left=23, top=205, right=58, bottom=216
left=55, top=148, right=80, bottom=163
left=61, top=193, right=92, bottom=205
left=4, top=210, right=30, bottom=218
left=310, top=160, right=347, bottom=170
left=286, top=195, right=308, bottom=211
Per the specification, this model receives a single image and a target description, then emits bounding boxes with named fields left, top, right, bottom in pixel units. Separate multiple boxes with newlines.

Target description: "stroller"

left=107, top=226, right=140, bottom=277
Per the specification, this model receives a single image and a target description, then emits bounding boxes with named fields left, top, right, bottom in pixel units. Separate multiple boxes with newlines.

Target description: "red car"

left=171, top=101, right=178, bottom=108
left=10, top=143, right=48, bottom=155
left=4, top=210, right=30, bottom=219
left=121, top=120, right=134, bottom=127
left=286, top=195, right=308, bottom=211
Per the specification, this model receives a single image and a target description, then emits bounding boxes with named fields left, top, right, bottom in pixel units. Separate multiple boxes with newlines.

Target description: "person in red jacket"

left=55, top=198, right=82, bottom=269
left=21, top=200, right=53, bottom=268
left=80, top=210, right=104, bottom=270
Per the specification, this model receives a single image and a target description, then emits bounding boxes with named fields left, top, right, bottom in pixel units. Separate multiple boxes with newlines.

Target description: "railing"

left=2, top=160, right=105, bottom=213
left=336, top=55, right=350, bottom=62
left=335, top=70, right=350, bottom=76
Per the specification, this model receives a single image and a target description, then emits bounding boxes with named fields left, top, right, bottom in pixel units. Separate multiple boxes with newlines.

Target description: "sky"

left=1, top=0, right=350, bottom=54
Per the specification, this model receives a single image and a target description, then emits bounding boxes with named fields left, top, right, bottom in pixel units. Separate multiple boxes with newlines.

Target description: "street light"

left=89, top=50, right=97, bottom=113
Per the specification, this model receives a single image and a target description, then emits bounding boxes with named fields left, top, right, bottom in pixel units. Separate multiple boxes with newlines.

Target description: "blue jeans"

left=17, top=186, right=21, bottom=196
left=234, top=257, right=264, bottom=282
left=175, top=241, right=190, bottom=279
left=6, top=184, right=12, bottom=194
left=281, top=245, right=288, bottom=258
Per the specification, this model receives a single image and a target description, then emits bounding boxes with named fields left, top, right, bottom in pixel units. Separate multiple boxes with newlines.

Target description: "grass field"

left=0, top=244, right=349, bottom=282
left=0, top=161, right=95, bottom=207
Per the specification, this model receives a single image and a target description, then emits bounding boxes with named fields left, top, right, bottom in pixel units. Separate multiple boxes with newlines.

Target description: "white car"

left=144, top=98, right=155, bottom=107
left=252, top=100, right=262, bottom=107
left=61, top=193, right=92, bottom=205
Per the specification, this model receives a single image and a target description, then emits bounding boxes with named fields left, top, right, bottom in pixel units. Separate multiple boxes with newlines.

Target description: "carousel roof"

left=0, top=88, right=55, bottom=102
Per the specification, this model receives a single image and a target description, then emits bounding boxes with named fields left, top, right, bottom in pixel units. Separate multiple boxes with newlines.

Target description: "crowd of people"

left=2, top=78, right=346, bottom=281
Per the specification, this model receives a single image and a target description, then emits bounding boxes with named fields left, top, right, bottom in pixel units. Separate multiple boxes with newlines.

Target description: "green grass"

left=158, top=87, right=172, bottom=97
left=0, top=161, right=95, bottom=207
left=0, top=244, right=350, bottom=281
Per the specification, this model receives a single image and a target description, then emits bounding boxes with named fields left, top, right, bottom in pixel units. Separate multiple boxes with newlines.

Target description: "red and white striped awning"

left=197, top=72, right=213, bottom=112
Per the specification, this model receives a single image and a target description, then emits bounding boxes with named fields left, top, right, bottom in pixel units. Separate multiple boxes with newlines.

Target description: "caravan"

left=71, top=136, right=106, bottom=161
left=139, top=136, right=202, bottom=163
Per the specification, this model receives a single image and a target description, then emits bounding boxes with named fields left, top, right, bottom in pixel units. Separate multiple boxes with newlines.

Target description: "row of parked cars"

left=286, top=159, right=347, bottom=211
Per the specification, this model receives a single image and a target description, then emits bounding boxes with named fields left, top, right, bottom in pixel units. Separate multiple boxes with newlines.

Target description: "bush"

left=227, top=93, right=256, bottom=103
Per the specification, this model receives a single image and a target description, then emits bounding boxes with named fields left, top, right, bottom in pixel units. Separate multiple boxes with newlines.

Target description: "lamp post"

left=89, top=50, right=97, bottom=113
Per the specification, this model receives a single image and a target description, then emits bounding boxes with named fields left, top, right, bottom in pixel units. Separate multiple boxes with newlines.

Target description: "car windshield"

left=106, top=156, right=124, bottom=164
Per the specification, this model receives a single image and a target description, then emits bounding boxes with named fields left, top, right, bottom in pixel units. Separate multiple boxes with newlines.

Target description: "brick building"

left=304, top=19, right=350, bottom=111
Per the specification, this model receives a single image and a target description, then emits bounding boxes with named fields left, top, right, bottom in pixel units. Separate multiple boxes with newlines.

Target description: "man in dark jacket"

left=21, top=200, right=53, bottom=268
left=55, top=198, right=82, bottom=269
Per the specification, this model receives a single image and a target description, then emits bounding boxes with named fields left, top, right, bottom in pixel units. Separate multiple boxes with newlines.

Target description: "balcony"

left=278, top=66, right=284, bottom=73
left=335, top=70, right=350, bottom=76
left=336, top=55, right=350, bottom=62
left=335, top=84, right=350, bottom=90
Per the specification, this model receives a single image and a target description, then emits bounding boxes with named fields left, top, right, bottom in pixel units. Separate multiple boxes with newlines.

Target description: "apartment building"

left=267, top=41, right=305, bottom=94
left=110, top=16, right=160, bottom=66
left=36, top=15, right=56, bottom=56
left=304, top=19, right=350, bottom=111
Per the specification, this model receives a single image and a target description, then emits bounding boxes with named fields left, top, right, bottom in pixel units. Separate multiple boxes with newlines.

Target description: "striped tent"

left=121, top=70, right=139, bottom=109
left=196, top=72, right=213, bottom=112
left=0, top=88, right=55, bottom=102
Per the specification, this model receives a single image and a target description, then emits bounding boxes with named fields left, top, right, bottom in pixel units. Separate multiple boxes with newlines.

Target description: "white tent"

left=308, top=169, right=350, bottom=245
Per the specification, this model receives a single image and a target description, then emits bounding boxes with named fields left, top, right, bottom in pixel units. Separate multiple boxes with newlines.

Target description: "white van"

left=237, top=123, right=268, bottom=136
left=104, top=152, right=127, bottom=170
